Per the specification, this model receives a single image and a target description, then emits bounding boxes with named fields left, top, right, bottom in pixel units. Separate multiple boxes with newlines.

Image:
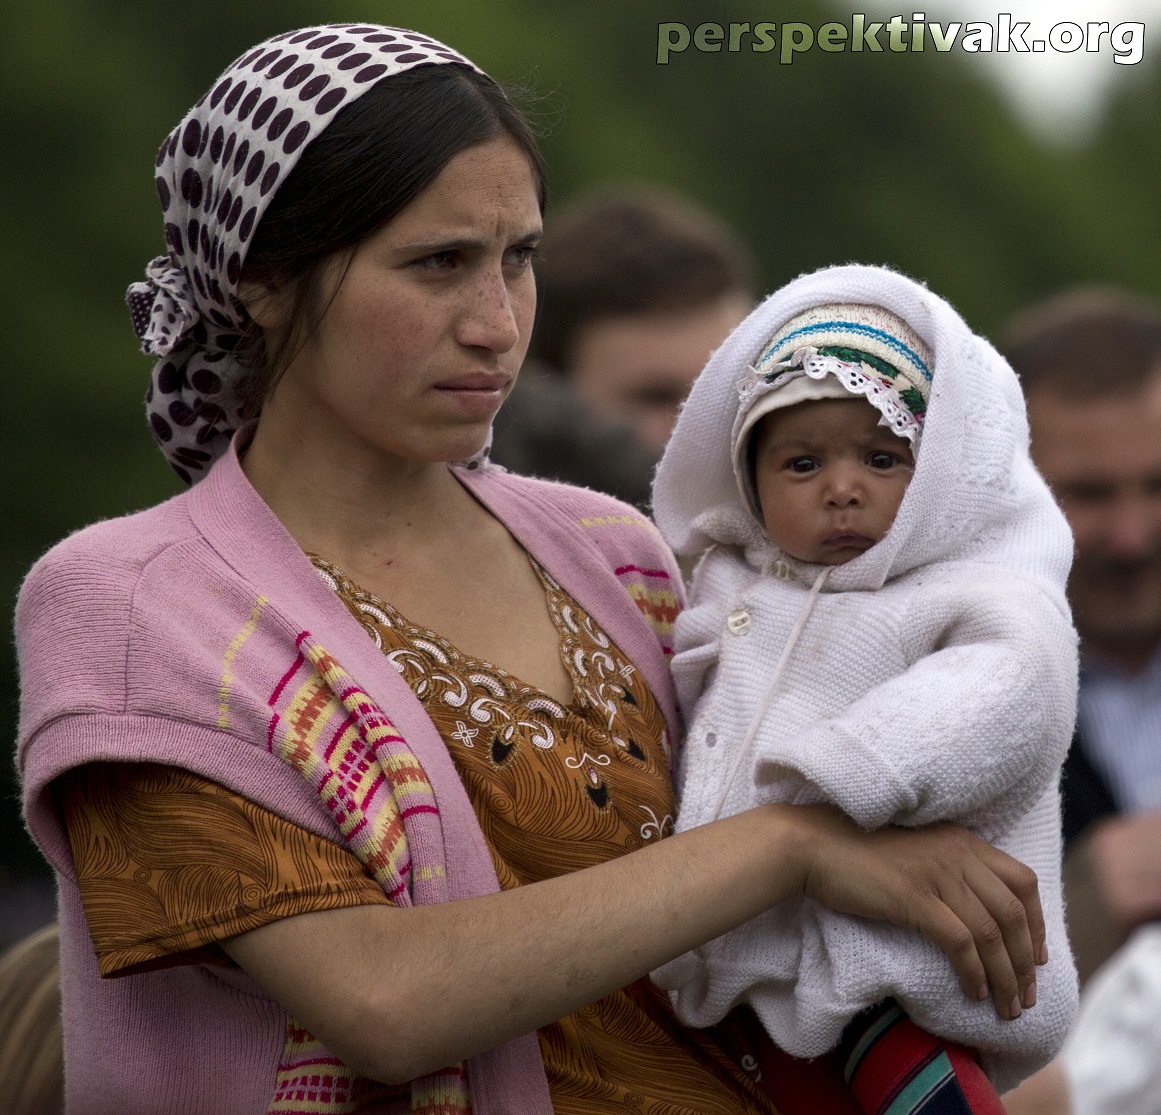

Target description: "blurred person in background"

left=490, top=188, right=754, bottom=507
left=1001, top=291, right=1161, bottom=1113
left=1001, top=289, right=1161, bottom=988
left=1002, top=923, right=1161, bottom=1115
left=0, top=922, right=63, bottom=1115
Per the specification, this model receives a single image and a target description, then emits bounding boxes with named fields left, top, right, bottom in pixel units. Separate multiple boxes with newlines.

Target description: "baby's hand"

left=792, top=806, right=1045, bottom=1021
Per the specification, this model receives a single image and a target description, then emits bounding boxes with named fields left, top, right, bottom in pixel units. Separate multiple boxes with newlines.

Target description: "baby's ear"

left=236, top=279, right=291, bottom=329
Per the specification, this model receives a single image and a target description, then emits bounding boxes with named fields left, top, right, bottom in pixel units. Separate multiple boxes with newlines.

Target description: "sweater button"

left=726, top=608, right=751, bottom=636
left=705, top=731, right=717, bottom=749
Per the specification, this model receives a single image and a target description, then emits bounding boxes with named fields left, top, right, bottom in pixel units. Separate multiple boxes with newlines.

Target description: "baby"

left=650, top=265, right=1080, bottom=1106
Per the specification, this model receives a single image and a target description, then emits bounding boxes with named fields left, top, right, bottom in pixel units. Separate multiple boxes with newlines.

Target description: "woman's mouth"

left=433, top=373, right=511, bottom=414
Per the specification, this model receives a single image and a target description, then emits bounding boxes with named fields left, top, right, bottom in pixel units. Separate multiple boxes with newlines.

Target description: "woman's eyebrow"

left=397, top=228, right=543, bottom=256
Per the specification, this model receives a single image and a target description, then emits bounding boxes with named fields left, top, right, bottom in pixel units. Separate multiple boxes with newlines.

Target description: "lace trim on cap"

left=736, top=345, right=923, bottom=446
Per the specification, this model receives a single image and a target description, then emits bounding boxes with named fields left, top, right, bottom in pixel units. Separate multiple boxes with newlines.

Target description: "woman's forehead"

left=371, top=138, right=543, bottom=245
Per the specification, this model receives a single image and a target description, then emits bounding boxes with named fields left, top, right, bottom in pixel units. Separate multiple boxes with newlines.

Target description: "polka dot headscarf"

left=127, top=24, right=481, bottom=484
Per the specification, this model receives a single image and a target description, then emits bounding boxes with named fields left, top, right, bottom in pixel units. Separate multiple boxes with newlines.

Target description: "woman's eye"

left=415, top=251, right=457, bottom=272
left=788, top=457, right=819, bottom=474
left=505, top=244, right=538, bottom=270
left=868, top=451, right=897, bottom=469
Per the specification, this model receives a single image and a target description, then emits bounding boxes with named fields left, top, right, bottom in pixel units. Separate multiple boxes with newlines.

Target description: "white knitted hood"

left=652, top=264, right=1074, bottom=600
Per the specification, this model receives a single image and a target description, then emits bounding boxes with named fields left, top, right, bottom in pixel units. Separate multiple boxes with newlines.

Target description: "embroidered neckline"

left=308, top=555, right=651, bottom=766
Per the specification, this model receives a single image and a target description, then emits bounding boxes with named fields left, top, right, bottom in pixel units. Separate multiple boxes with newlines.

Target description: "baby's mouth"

left=822, top=531, right=873, bottom=548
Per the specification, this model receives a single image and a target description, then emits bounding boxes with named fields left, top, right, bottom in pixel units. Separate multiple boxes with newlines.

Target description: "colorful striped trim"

left=269, top=1023, right=411, bottom=1114
left=840, top=1001, right=996, bottom=1115
left=843, top=1002, right=906, bottom=1082
left=613, top=565, right=678, bottom=656
left=218, top=594, right=269, bottom=728
left=577, top=513, right=657, bottom=531
left=622, top=584, right=678, bottom=647
left=756, top=319, right=932, bottom=380
left=883, top=1053, right=966, bottom=1115
left=268, top=1024, right=360, bottom=1113
left=266, top=633, right=469, bottom=1114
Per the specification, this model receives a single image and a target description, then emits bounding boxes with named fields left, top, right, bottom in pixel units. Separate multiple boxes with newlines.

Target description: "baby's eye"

left=788, top=456, right=819, bottom=474
left=867, top=451, right=899, bottom=470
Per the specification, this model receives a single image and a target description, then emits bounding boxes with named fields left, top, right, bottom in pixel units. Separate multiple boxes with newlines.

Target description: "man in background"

left=491, top=188, right=754, bottom=507
left=1001, top=288, right=1161, bottom=985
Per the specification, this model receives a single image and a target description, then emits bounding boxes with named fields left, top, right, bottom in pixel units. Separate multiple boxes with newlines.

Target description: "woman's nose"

left=458, top=267, right=521, bottom=354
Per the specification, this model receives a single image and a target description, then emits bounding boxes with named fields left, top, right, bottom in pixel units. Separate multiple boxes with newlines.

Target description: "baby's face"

left=752, top=397, right=915, bottom=565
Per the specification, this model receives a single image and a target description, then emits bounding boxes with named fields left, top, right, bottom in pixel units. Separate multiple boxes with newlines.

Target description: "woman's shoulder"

left=463, top=464, right=679, bottom=575
left=17, top=494, right=198, bottom=630
left=475, top=465, right=655, bottom=523
left=14, top=491, right=246, bottom=744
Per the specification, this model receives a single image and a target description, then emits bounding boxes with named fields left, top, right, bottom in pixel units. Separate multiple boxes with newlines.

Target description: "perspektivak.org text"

left=656, top=16, right=1145, bottom=66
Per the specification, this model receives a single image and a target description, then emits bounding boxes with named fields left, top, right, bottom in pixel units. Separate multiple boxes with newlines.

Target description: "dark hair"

left=528, top=187, right=755, bottom=373
left=1000, top=286, right=1161, bottom=397
left=235, top=64, right=548, bottom=414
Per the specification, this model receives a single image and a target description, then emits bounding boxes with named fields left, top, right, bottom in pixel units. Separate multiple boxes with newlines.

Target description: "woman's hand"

left=788, top=805, right=1045, bottom=1021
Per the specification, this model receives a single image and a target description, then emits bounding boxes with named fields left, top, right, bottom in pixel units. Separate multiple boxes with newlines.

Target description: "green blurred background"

left=3, top=0, right=1159, bottom=879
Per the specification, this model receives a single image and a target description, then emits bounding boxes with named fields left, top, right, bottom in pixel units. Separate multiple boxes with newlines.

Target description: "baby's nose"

left=825, top=471, right=863, bottom=506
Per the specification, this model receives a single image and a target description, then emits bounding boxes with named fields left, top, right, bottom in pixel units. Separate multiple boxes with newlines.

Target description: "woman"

left=17, top=24, right=1046, bottom=1114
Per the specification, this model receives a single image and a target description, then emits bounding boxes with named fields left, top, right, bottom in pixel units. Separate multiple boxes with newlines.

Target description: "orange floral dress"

left=58, top=556, right=782, bottom=1114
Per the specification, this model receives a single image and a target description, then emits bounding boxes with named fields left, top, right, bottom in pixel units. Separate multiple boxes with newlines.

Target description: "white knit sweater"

left=650, top=265, right=1080, bottom=1091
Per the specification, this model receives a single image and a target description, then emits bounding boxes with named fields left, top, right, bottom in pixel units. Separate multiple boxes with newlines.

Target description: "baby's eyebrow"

left=764, top=437, right=821, bottom=452
left=764, top=432, right=823, bottom=447
left=864, top=434, right=915, bottom=453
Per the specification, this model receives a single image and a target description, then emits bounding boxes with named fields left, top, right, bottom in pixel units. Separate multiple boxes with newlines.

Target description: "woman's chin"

left=417, top=423, right=493, bottom=465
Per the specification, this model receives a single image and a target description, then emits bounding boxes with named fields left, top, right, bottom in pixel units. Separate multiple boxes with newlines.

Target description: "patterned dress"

left=58, top=556, right=783, bottom=1114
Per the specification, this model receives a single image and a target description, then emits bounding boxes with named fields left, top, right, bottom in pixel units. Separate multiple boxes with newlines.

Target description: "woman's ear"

left=237, top=279, right=291, bottom=329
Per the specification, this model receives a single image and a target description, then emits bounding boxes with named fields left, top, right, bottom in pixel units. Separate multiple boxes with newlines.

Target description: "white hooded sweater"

left=650, top=265, right=1080, bottom=1091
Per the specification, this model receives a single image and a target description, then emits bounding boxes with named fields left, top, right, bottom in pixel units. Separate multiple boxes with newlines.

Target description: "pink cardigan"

left=17, top=439, right=683, bottom=1115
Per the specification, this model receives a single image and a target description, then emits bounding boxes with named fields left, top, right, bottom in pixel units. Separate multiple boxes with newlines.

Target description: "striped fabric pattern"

left=267, top=631, right=468, bottom=1115
left=614, top=563, right=680, bottom=657
left=268, top=1024, right=407, bottom=1114
left=839, top=1002, right=1003, bottom=1115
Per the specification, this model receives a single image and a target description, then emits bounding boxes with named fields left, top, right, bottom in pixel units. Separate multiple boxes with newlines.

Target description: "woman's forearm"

left=225, top=802, right=806, bottom=1081
left=224, top=803, right=1044, bottom=1083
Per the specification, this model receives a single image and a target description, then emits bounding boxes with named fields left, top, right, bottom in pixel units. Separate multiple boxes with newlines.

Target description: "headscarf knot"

left=127, top=255, right=199, bottom=356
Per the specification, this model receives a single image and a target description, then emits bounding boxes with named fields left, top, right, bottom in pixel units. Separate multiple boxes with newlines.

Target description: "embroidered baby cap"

left=731, top=303, right=934, bottom=519
left=126, top=25, right=481, bottom=484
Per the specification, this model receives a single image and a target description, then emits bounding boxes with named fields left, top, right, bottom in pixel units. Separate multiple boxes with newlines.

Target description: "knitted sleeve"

left=752, top=575, right=1078, bottom=834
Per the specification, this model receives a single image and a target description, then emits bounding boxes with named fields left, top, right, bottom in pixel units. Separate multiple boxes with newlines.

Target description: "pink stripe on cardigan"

left=17, top=435, right=684, bottom=1114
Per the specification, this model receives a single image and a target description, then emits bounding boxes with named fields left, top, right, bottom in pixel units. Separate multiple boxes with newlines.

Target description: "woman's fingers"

left=974, top=838, right=1048, bottom=966
left=892, top=875, right=989, bottom=1002
left=911, top=829, right=1042, bottom=1019
left=933, top=859, right=1035, bottom=1019
left=963, top=851, right=1041, bottom=1012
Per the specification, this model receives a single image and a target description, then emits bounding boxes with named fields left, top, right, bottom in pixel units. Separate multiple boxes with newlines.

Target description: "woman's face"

left=265, top=135, right=542, bottom=464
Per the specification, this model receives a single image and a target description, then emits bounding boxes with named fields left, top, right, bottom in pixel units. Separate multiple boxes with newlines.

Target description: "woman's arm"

left=224, top=802, right=1044, bottom=1084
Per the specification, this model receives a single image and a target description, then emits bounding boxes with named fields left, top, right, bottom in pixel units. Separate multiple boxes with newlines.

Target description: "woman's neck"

left=240, top=392, right=475, bottom=577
